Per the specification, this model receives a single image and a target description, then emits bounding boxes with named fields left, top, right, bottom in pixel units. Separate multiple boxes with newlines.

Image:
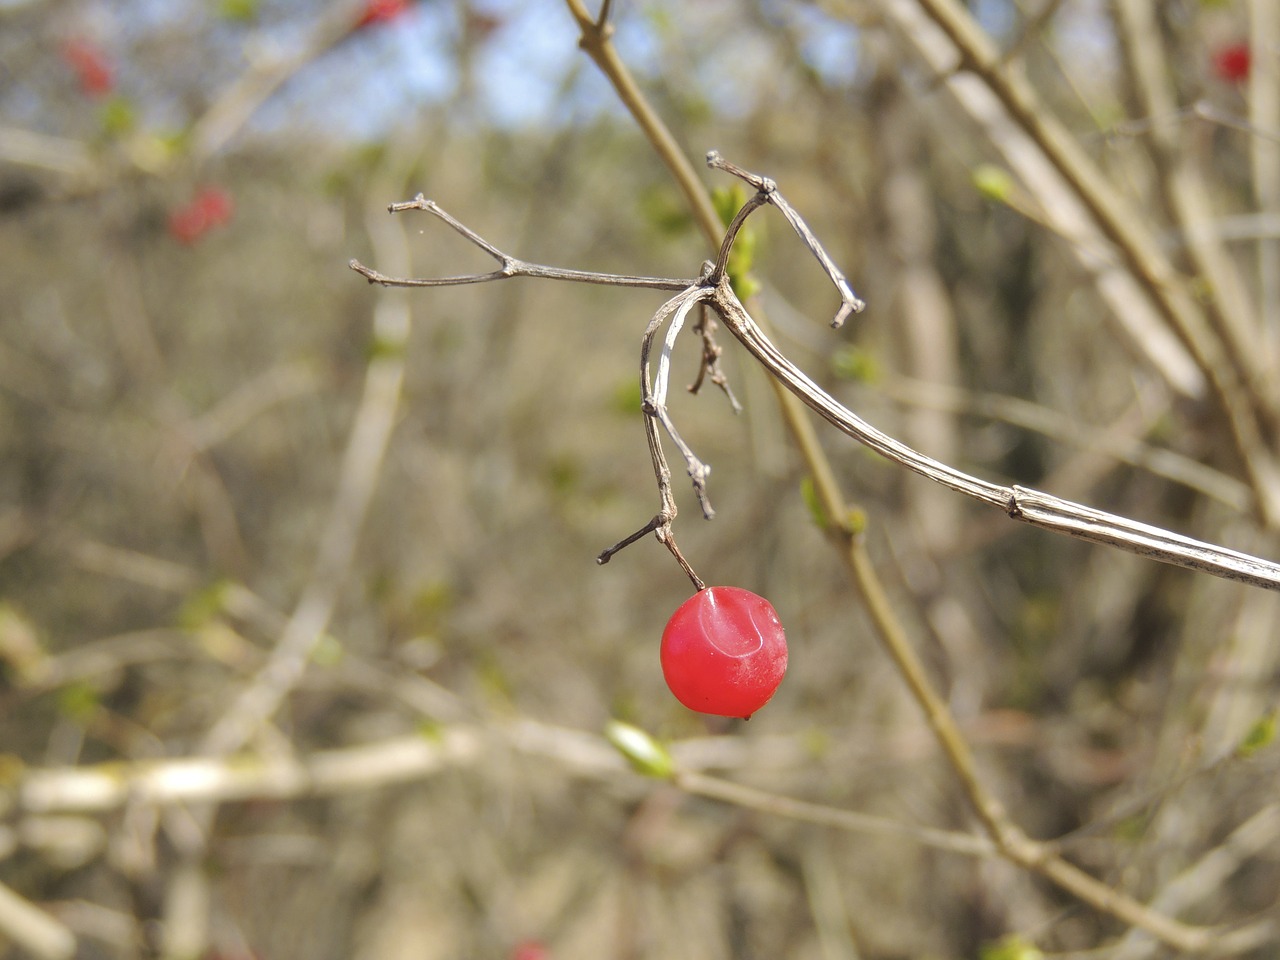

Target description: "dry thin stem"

left=877, top=375, right=1252, bottom=512
left=880, top=0, right=1280, bottom=524
left=649, top=283, right=718, bottom=519
left=688, top=306, right=743, bottom=413
left=714, top=266, right=1280, bottom=590
left=707, top=151, right=866, bottom=327
left=350, top=202, right=719, bottom=583
left=350, top=196, right=693, bottom=292
left=598, top=283, right=714, bottom=589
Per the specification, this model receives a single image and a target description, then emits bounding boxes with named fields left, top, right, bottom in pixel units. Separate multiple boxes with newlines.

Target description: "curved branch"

left=715, top=281, right=1280, bottom=591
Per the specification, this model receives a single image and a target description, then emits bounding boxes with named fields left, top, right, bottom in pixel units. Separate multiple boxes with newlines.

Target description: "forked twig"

left=351, top=158, right=1280, bottom=594
left=706, top=151, right=866, bottom=328
left=688, top=305, right=742, bottom=413
left=350, top=196, right=693, bottom=292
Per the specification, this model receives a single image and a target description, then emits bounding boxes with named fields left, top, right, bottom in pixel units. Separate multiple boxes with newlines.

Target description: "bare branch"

left=688, top=306, right=743, bottom=413
left=350, top=196, right=693, bottom=291
left=649, top=286, right=717, bottom=518
left=707, top=151, right=866, bottom=327
left=366, top=159, right=1280, bottom=595
left=713, top=278, right=1280, bottom=591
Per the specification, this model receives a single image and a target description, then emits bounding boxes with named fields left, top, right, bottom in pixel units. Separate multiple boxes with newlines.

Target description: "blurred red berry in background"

left=510, top=941, right=549, bottom=960
left=168, top=186, right=235, bottom=246
left=196, top=186, right=235, bottom=227
left=60, top=37, right=114, bottom=97
left=1213, top=42, right=1251, bottom=83
left=354, top=0, right=411, bottom=30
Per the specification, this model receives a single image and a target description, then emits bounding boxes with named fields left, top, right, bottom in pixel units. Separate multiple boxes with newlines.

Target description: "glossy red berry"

left=660, top=586, right=787, bottom=719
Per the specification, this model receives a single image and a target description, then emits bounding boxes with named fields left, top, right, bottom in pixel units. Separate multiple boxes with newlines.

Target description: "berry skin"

left=660, top=586, right=787, bottom=719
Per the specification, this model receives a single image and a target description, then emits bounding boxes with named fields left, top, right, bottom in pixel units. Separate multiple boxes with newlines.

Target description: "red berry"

left=167, top=186, right=234, bottom=246
left=1213, top=42, right=1251, bottom=84
left=168, top=204, right=207, bottom=245
left=60, top=38, right=114, bottom=97
left=195, top=186, right=235, bottom=227
left=510, top=942, right=549, bottom=960
left=354, top=0, right=411, bottom=29
left=660, top=586, right=787, bottom=719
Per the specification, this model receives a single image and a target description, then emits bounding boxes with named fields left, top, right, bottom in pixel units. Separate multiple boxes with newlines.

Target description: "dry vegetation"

left=2, top=1, right=1279, bottom=958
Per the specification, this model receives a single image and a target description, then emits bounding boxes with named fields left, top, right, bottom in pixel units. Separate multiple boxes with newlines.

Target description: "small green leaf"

left=801, top=726, right=830, bottom=758
left=973, top=164, right=1016, bottom=204
left=311, top=633, right=344, bottom=667
left=218, top=0, right=259, bottom=21
left=980, top=935, right=1044, bottom=960
left=605, top=720, right=675, bottom=779
left=801, top=476, right=829, bottom=530
left=57, top=681, right=100, bottom=724
left=1115, top=810, right=1150, bottom=841
left=831, top=344, right=879, bottom=383
left=415, top=718, right=444, bottom=742
left=846, top=505, right=867, bottom=535
left=638, top=185, right=692, bottom=237
left=711, top=185, right=763, bottom=299
left=177, top=580, right=231, bottom=629
left=545, top=454, right=580, bottom=496
left=366, top=333, right=406, bottom=361
left=1237, top=711, right=1277, bottom=757
left=612, top=377, right=643, bottom=417
left=411, top=580, right=454, bottom=627
left=711, top=184, right=748, bottom=228
left=99, top=96, right=136, bottom=138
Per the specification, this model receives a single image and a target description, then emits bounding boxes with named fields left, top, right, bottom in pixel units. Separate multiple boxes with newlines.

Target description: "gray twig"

left=354, top=156, right=1280, bottom=593
left=350, top=196, right=693, bottom=291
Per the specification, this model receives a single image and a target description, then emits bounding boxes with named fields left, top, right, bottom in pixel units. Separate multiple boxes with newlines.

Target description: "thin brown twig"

left=361, top=173, right=1280, bottom=591
left=688, top=306, right=743, bottom=413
